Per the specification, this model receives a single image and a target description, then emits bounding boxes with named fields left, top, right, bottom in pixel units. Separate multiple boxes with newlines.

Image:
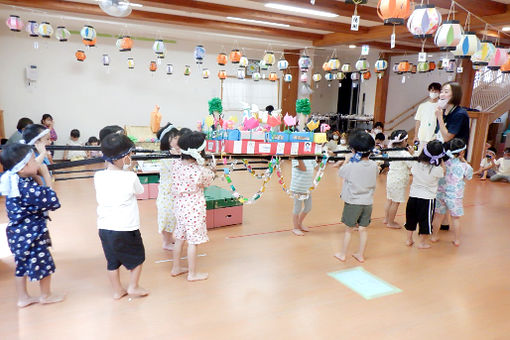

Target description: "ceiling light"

left=502, top=26, right=510, bottom=32
left=227, top=17, right=290, bottom=28
left=265, top=3, right=338, bottom=18
left=349, top=45, right=357, bottom=49
left=119, top=1, right=143, bottom=7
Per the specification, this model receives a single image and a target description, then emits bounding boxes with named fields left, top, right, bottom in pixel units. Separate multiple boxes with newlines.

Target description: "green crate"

left=147, top=174, right=160, bottom=183
left=138, top=175, right=149, bottom=184
left=204, top=185, right=241, bottom=210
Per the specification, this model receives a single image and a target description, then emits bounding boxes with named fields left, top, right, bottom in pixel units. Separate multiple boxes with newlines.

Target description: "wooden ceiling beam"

left=0, top=0, right=323, bottom=41
left=314, top=24, right=409, bottom=46
left=429, top=0, right=507, bottom=17
left=361, top=41, right=440, bottom=53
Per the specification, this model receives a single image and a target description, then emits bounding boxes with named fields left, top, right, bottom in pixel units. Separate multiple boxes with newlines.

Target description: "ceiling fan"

left=96, top=0, right=142, bottom=18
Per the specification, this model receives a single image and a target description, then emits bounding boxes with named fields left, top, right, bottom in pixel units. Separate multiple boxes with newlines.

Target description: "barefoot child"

left=0, top=143, right=63, bottom=307
left=489, top=147, right=510, bottom=183
left=384, top=130, right=413, bottom=229
left=404, top=140, right=445, bottom=249
left=171, top=131, right=215, bottom=281
left=474, top=147, right=496, bottom=180
left=94, top=133, right=148, bottom=299
left=290, top=158, right=316, bottom=236
left=334, top=131, right=378, bottom=263
left=431, top=138, right=472, bottom=246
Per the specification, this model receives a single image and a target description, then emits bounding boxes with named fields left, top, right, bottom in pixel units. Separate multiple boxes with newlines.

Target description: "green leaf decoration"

left=446, top=26, right=454, bottom=46
left=208, top=97, right=223, bottom=114
left=296, top=98, right=311, bottom=115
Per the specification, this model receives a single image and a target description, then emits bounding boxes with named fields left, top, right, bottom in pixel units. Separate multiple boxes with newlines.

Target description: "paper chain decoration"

left=223, top=159, right=276, bottom=204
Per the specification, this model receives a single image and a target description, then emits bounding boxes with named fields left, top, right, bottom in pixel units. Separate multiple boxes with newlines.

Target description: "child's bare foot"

left=386, top=222, right=403, bottom=229
left=417, top=243, right=431, bottom=249
left=113, top=289, right=127, bottom=300
left=292, top=229, right=304, bottom=236
left=383, top=219, right=388, bottom=224
left=352, top=253, right=365, bottom=263
left=127, top=286, right=149, bottom=297
left=406, top=240, right=414, bottom=247
left=162, top=243, right=175, bottom=251
left=334, top=253, right=346, bottom=262
left=187, top=272, right=208, bottom=282
left=39, top=294, right=65, bottom=305
left=17, top=296, right=39, bottom=308
left=452, top=240, right=460, bottom=247
left=430, top=237, right=439, bottom=243
left=300, top=225, right=310, bottom=232
left=480, top=176, right=487, bottom=181
left=171, top=268, right=189, bottom=277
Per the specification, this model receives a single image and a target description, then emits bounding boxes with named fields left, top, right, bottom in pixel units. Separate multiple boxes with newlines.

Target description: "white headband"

left=181, top=140, right=207, bottom=165
left=0, top=150, right=34, bottom=198
left=388, top=133, right=408, bottom=148
left=20, top=129, right=50, bottom=145
left=159, top=124, right=175, bottom=141
left=446, top=145, right=467, bottom=158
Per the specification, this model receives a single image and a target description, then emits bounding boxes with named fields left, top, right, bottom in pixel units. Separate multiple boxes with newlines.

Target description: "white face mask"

left=340, top=139, right=346, bottom=145
left=437, top=98, right=449, bottom=109
left=429, top=92, right=439, bottom=100
left=333, top=135, right=339, bottom=140
left=122, top=157, right=132, bottom=171
left=373, top=128, right=382, bottom=134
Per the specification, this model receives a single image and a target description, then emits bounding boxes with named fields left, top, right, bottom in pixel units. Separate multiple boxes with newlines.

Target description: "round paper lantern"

left=377, top=0, right=412, bottom=25
left=269, top=72, right=278, bottom=81
left=355, top=58, right=369, bottom=73
left=322, top=62, right=332, bottom=72
left=215, top=53, right=226, bottom=66
left=341, top=63, right=352, bottom=73
left=452, top=32, right=480, bottom=59
left=263, top=51, right=275, bottom=66
left=488, top=47, right=508, bottom=71
left=128, top=58, right=135, bottom=69
left=434, top=21, right=463, bottom=51
left=375, top=59, right=388, bottom=72
left=102, top=54, right=110, bottom=66
left=239, top=56, right=249, bottom=68
left=202, top=68, right=210, bottom=79
left=26, top=21, right=38, bottom=37
left=284, top=74, right=292, bottom=82
left=75, top=50, right=86, bottom=62
left=83, top=38, right=96, bottom=47
left=153, top=40, right=165, bottom=55
left=80, top=25, right=96, bottom=41
left=237, top=68, right=246, bottom=79
left=6, top=15, right=24, bottom=32
left=312, top=73, right=322, bottom=82
left=328, top=58, right=341, bottom=71
left=337, top=71, right=346, bottom=80
left=184, top=65, right=192, bottom=76
left=397, top=60, right=410, bottom=73
left=252, top=72, right=261, bottom=81
left=37, top=22, right=53, bottom=38
left=259, top=60, right=269, bottom=70
left=418, top=61, right=429, bottom=73
left=149, top=61, right=157, bottom=72
left=298, top=55, right=312, bottom=71
left=325, top=72, right=335, bottom=81
left=278, top=58, right=289, bottom=71
left=437, top=59, right=444, bottom=70
left=230, top=49, right=242, bottom=63
left=429, top=61, right=436, bottom=71
left=116, top=36, right=133, bottom=52
left=351, top=72, right=360, bottom=81
left=55, top=26, right=70, bottom=42
left=218, top=70, right=227, bottom=80
left=407, top=4, right=442, bottom=38
left=194, top=45, right=205, bottom=64
left=501, top=53, right=510, bottom=73
left=166, top=63, right=173, bottom=75
left=393, top=63, right=400, bottom=73
left=471, top=41, right=496, bottom=67
left=363, top=71, right=372, bottom=80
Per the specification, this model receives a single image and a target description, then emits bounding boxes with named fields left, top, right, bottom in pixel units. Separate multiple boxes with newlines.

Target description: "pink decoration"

left=283, top=113, right=297, bottom=127
left=267, top=115, right=281, bottom=128
left=244, top=117, right=260, bottom=130
left=320, top=123, right=331, bottom=133
left=222, top=120, right=234, bottom=130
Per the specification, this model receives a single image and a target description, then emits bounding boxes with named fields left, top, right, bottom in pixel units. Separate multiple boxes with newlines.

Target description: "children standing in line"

left=431, top=138, right=472, bottom=246
left=404, top=140, right=445, bottom=249
left=94, top=133, right=148, bottom=299
left=384, top=130, right=414, bottom=229
left=0, top=143, right=63, bottom=307
left=290, top=158, right=317, bottom=236
left=334, top=131, right=378, bottom=263
left=489, top=148, right=510, bottom=183
left=171, top=131, right=215, bottom=281
left=63, top=129, right=87, bottom=161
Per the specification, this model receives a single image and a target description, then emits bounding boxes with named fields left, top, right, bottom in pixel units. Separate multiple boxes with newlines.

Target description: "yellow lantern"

left=263, top=51, right=275, bottom=66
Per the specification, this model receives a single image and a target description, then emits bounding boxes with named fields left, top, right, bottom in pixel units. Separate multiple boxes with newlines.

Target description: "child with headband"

left=0, top=143, right=63, bottom=307
left=404, top=140, right=446, bottom=249
left=431, top=138, right=473, bottom=246
left=94, top=133, right=148, bottom=299
left=170, top=131, right=215, bottom=281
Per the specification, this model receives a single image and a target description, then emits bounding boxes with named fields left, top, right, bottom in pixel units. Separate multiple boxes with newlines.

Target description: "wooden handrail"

left=385, top=95, right=428, bottom=126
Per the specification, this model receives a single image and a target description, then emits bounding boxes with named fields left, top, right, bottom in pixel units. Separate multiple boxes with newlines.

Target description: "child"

left=41, top=114, right=57, bottom=143
left=375, top=132, right=386, bottom=149
left=384, top=130, right=414, bottom=229
left=156, top=123, right=191, bottom=250
left=404, top=140, right=445, bottom=249
left=171, top=131, right=215, bottom=281
left=334, top=131, right=378, bottom=263
left=94, top=133, right=148, bottom=299
left=290, top=158, right=317, bottom=236
left=86, top=136, right=102, bottom=159
left=431, top=138, right=473, bottom=246
left=474, top=147, right=496, bottom=180
left=99, top=125, right=124, bottom=142
left=63, top=129, right=86, bottom=161
left=0, top=143, right=63, bottom=307
left=22, top=124, right=53, bottom=183
left=489, top=147, right=510, bottom=183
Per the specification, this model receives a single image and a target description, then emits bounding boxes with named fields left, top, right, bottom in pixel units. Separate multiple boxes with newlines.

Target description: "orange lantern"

left=322, top=62, right=332, bottom=72
left=501, top=53, right=510, bottom=73
left=397, top=60, right=410, bottom=73
left=429, top=61, right=436, bottom=71
left=377, top=0, right=412, bottom=25
left=82, top=38, right=96, bottom=47
left=218, top=70, right=227, bottom=79
left=269, top=72, right=278, bottom=82
left=229, top=49, right=241, bottom=63
left=116, top=36, right=133, bottom=52
left=363, top=71, right=372, bottom=80
left=75, top=50, right=86, bottom=62
left=149, top=61, right=157, bottom=72
left=217, top=53, right=227, bottom=66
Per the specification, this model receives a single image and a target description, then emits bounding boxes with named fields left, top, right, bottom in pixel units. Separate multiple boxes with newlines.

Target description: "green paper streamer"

left=296, top=98, right=311, bottom=115
left=208, top=97, right=223, bottom=114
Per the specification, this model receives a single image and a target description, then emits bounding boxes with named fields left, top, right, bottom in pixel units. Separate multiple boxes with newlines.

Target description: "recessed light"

left=349, top=45, right=357, bottom=49
left=265, top=3, right=338, bottom=18
left=502, top=26, right=510, bottom=32
left=226, top=17, right=290, bottom=28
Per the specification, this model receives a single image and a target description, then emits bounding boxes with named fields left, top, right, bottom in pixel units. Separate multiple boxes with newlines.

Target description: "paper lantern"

left=437, top=60, right=444, bottom=70
left=116, top=36, right=133, bottom=52
left=300, top=72, right=309, bottom=82
left=218, top=70, right=227, bottom=80
left=393, top=63, right=400, bottom=73
left=278, top=58, right=289, bottom=71
left=410, top=63, right=417, bottom=74
left=488, top=47, right=508, bottom=71
left=325, top=72, right=335, bottom=81
left=184, top=65, right=192, bottom=76
left=363, top=71, right=372, bottom=80
left=149, top=61, right=157, bottom=72
left=471, top=41, right=496, bottom=67
left=128, top=58, right=135, bottom=69
left=157, top=50, right=165, bottom=59
left=252, top=72, right=261, bottom=81
left=452, top=32, right=480, bottom=59
left=407, top=5, right=442, bottom=38
left=312, top=73, right=322, bottom=82
left=284, top=74, right=292, bottom=82
left=259, top=60, right=269, bottom=70
left=429, top=61, right=436, bottom=71
left=83, top=38, right=96, bottom=47
left=328, top=57, right=341, bottom=71
left=269, top=72, right=278, bottom=81
left=80, top=25, right=96, bottom=41
left=397, top=60, right=410, bottom=73
left=337, top=71, right=346, bottom=80
left=351, top=72, right=360, bottom=81
left=166, top=63, right=173, bottom=75
left=153, top=40, right=165, bottom=55
left=263, top=51, right=275, bottom=66
left=434, top=21, right=463, bottom=51
left=55, top=26, right=70, bottom=42
left=217, top=53, right=227, bottom=66
left=418, top=61, right=429, bottom=73
left=377, top=0, right=411, bottom=25
left=102, top=54, right=110, bottom=66
left=355, top=58, right=369, bottom=73
left=322, top=62, right=332, bottom=72
left=37, top=22, right=53, bottom=38
left=375, top=59, right=388, bottom=72
left=237, top=68, right=246, bottom=79
left=341, top=63, right=352, bottom=73
left=239, top=56, right=249, bottom=68
left=298, top=55, right=312, bottom=71
left=6, top=15, right=24, bottom=32
left=229, top=49, right=242, bottom=63
left=202, top=68, right=210, bottom=79
left=25, top=21, right=38, bottom=37
left=194, top=45, right=205, bottom=64
left=75, top=50, right=86, bottom=62
left=501, top=53, right=510, bottom=73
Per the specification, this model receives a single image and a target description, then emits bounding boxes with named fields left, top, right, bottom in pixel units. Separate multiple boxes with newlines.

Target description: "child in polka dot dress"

left=171, top=132, right=215, bottom=282
left=0, top=143, right=63, bottom=308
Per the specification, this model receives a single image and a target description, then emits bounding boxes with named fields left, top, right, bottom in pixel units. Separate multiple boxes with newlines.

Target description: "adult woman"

left=435, top=82, right=470, bottom=144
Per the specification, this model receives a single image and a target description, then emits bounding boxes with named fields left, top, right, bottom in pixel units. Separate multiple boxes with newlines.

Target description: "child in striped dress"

left=290, top=159, right=317, bottom=236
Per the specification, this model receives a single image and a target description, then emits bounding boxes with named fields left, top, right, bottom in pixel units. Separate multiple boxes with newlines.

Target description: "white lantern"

left=102, top=54, right=110, bottom=66
left=25, top=20, right=38, bottom=37
left=337, top=72, right=345, bottom=80
left=327, top=57, right=341, bottom=71
left=263, top=51, right=275, bottom=66
left=300, top=72, right=308, bottom=82
left=341, top=63, right=352, bottom=73
left=278, top=59, right=289, bottom=71
left=452, top=32, right=481, bottom=59
left=471, top=41, right=496, bottom=67
left=488, top=47, right=509, bottom=71
left=166, top=64, right=173, bottom=75
left=407, top=4, right=442, bottom=38
left=237, top=68, right=246, bottom=79
left=38, top=22, right=53, bottom=38
left=239, top=56, right=249, bottom=68
left=202, top=68, right=210, bottom=79
left=325, top=72, right=335, bottom=81
left=351, top=72, right=360, bottom=80
left=153, top=39, right=165, bottom=55
left=127, top=58, right=135, bottom=69
left=194, top=45, right=206, bottom=64
left=5, top=15, right=24, bottom=32
left=284, top=74, right=292, bottom=82
left=298, top=55, right=312, bottom=71
left=55, top=26, right=71, bottom=42
left=355, top=58, right=369, bottom=73
left=434, top=20, right=463, bottom=51
left=375, top=59, right=388, bottom=72
left=252, top=72, right=261, bottom=81
left=80, top=25, right=96, bottom=41
left=312, top=73, right=322, bottom=82
left=259, top=60, right=269, bottom=70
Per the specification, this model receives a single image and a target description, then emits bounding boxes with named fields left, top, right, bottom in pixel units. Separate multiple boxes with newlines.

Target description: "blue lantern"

left=194, top=45, right=206, bottom=65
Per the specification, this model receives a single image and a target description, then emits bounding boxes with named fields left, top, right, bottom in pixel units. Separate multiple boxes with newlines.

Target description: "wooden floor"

left=1, top=163, right=509, bottom=340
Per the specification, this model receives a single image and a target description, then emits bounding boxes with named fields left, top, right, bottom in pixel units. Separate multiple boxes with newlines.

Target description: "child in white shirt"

left=489, top=148, right=510, bottom=183
left=63, top=129, right=87, bottom=161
